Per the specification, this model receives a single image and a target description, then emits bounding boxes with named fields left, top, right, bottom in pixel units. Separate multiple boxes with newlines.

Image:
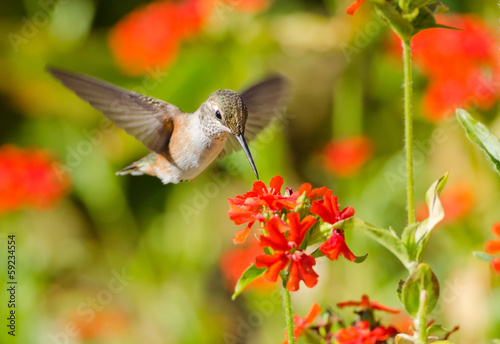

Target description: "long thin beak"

left=235, top=134, right=259, bottom=180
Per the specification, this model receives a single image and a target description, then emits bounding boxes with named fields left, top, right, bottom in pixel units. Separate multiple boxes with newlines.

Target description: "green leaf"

left=333, top=218, right=411, bottom=269
left=375, top=3, right=413, bottom=42
left=473, top=251, right=495, bottom=262
left=401, top=222, right=419, bottom=260
left=232, top=264, right=266, bottom=300
left=354, top=253, right=368, bottom=263
left=457, top=108, right=500, bottom=175
left=401, top=263, right=440, bottom=317
left=404, top=174, right=448, bottom=262
left=415, top=174, right=448, bottom=241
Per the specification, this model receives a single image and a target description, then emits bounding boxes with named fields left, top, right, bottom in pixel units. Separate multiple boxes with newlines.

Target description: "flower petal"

left=255, top=252, right=289, bottom=282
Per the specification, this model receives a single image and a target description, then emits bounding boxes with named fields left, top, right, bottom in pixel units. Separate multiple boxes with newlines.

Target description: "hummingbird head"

left=206, top=89, right=248, bottom=136
left=203, top=89, right=259, bottom=179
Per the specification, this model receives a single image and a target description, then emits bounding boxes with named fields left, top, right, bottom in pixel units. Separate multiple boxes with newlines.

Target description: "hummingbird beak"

left=235, top=134, right=259, bottom=180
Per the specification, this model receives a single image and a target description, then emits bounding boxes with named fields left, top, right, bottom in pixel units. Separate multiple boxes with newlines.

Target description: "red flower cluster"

left=110, top=0, right=271, bottom=75
left=485, top=222, right=500, bottom=273
left=390, top=15, right=500, bottom=121
left=284, top=296, right=399, bottom=344
left=323, top=136, right=373, bottom=177
left=227, top=176, right=356, bottom=292
left=0, top=145, right=70, bottom=213
left=336, top=321, right=397, bottom=344
left=228, top=176, right=327, bottom=244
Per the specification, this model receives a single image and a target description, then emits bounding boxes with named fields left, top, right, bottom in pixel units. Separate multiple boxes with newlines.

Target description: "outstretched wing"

left=48, top=68, right=181, bottom=154
left=219, top=75, right=290, bottom=158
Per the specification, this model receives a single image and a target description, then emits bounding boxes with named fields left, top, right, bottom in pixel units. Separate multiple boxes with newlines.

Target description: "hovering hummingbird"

left=48, top=68, right=289, bottom=184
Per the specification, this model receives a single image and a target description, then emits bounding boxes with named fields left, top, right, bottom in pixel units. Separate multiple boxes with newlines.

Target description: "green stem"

left=415, top=290, right=429, bottom=344
left=282, top=285, right=295, bottom=344
left=402, top=39, right=416, bottom=225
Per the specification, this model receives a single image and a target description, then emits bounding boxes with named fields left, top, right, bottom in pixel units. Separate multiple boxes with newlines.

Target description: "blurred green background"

left=1, top=0, right=500, bottom=343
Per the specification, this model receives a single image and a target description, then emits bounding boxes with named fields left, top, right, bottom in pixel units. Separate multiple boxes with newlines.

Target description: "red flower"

left=228, top=176, right=299, bottom=244
left=337, top=295, right=400, bottom=314
left=336, top=321, right=396, bottom=344
left=283, top=303, right=322, bottom=344
left=0, top=145, right=70, bottom=213
left=255, top=213, right=318, bottom=291
left=293, top=183, right=329, bottom=201
left=416, top=182, right=474, bottom=224
left=319, top=229, right=356, bottom=261
left=323, top=136, right=373, bottom=177
left=311, top=191, right=355, bottom=261
left=311, top=191, right=355, bottom=225
left=346, top=0, right=366, bottom=15
left=109, top=0, right=207, bottom=75
left=388, top=15, right=500, bottom=121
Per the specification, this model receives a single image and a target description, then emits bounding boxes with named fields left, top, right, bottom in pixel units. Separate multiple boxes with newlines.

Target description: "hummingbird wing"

left=218, top=75, right=290, bottom=158
left=48, top=68, right=181, bottom=154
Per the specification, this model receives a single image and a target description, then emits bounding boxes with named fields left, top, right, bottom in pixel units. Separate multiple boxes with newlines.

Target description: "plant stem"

left=402, top=39, right=416, bottom=225
left=282, top=285, right=295, bottom=344
left=415, top=290, right=429, bottom=344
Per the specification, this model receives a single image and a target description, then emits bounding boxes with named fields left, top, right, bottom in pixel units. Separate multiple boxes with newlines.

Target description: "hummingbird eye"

left=215, top=109, right=222, bottom=120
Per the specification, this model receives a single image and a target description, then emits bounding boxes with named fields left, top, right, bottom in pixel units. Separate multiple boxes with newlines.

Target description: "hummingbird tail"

left=116, top=164, right=144, bottom=176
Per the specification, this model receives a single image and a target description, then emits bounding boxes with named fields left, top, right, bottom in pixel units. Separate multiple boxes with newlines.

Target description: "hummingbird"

left=48, top=68, right=289, bottom=184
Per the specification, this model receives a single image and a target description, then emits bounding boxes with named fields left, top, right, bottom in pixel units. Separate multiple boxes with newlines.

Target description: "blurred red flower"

left=390, top=15, right=500, bottom=121
left=283, top=303, right=322, bottom=344
left=70, top=310, right=129, bottom=341
left=228, top=175, right=298, bottom=244
left=219, top=240, right=273, bottom=291
left=416, top=182, right=474, bottom=224
left=337, top=295, right=400, bottom=314
left=336, top=321, right=397, bottom=344
left=255, top=213, right=318, bottom=291
left=0, top=145, right=70, bottom=213
left=110, top=0, right=272, bottom=75
left=323, top=136, right=373, bottom=177
left=109, top=0, right=207, bottom=75
left=346, top=0, right=366, bottom=15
